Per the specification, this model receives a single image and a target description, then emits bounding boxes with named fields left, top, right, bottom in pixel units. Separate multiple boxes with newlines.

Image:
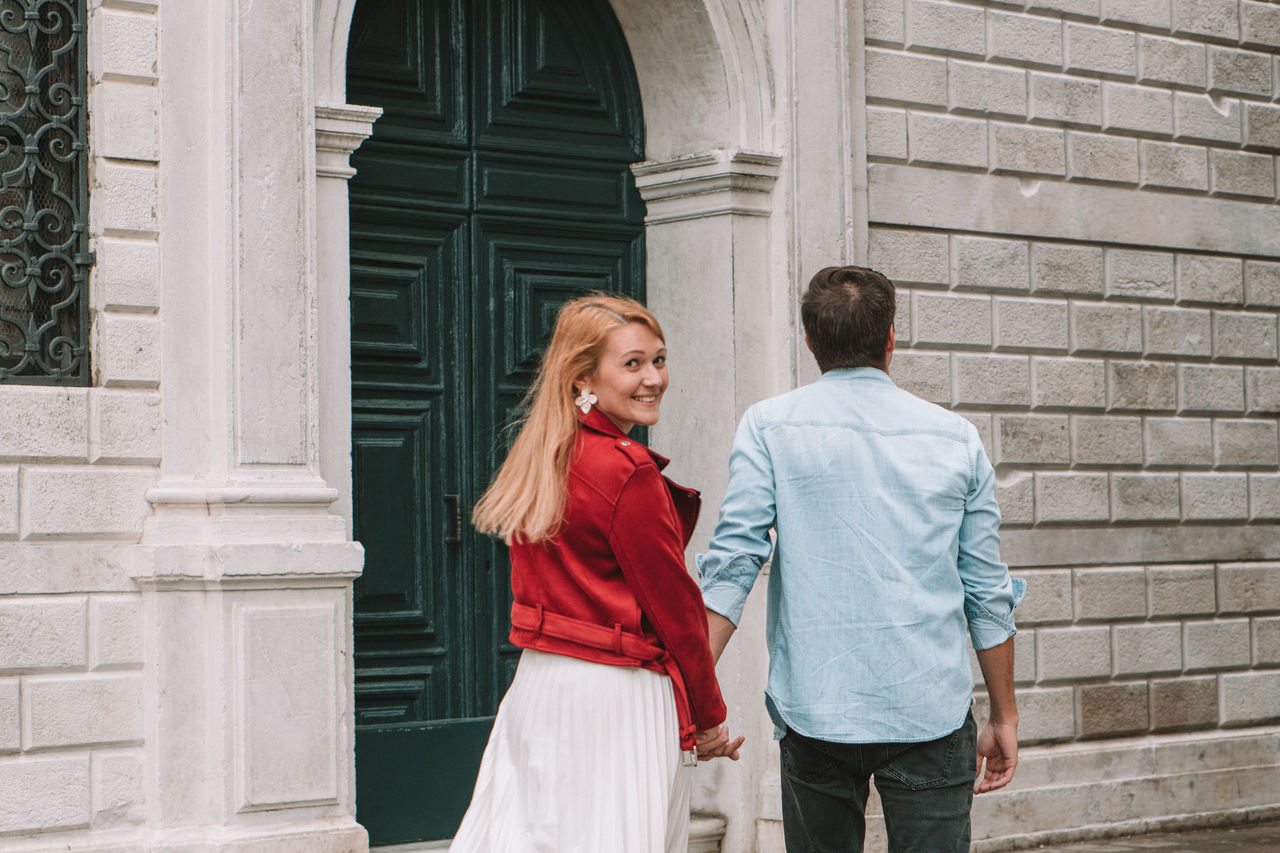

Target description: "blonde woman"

left=450, top=294, right=739, bottom=853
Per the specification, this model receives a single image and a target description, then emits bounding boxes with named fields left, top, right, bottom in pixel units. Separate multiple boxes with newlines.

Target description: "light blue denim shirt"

left=698, top=367, right=1025, bottom=743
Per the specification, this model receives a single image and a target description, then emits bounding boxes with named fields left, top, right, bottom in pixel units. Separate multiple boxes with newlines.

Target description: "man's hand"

left=696, top=723, right=745, bottom=761
left=974, top=719, right=1017, bottom=793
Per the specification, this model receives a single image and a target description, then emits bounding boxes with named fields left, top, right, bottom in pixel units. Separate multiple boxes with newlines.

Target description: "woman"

left=451, top=294, right=735, bottom=853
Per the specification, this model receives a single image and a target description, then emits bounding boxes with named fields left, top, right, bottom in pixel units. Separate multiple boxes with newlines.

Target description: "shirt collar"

left=816, top=366, right=896, bottom=385
left=577, top=407, right=670, bottom=470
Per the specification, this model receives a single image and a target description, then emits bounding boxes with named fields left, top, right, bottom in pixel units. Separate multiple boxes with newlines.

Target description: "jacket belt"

left=511, top=601, right=700, bottom=761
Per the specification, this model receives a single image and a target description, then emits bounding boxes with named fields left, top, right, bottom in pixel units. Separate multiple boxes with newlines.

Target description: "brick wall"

left=0, top=0, right=159, bottom=838
left=864, top=0, right=1280, bottom=742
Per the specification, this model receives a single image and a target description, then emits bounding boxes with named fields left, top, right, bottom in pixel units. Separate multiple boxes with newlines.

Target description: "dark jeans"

left=779, top=712, right=977, bottom=853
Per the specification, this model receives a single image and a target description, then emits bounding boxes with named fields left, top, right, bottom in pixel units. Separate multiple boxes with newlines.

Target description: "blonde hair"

left=472, top=293, right=665, bottom=544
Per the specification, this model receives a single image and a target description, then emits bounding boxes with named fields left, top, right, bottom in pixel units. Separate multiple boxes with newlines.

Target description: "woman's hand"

left=696, top=723, right=745, bottom=761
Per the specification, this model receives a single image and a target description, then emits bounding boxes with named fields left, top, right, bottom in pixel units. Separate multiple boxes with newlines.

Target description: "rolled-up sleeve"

left=697, top=407, right=777, bottom=626
left=959, top=425, right=1026, bottom=651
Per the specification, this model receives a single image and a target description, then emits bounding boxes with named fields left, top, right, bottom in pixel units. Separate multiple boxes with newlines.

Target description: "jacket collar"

left=577, top=407, right=671, bottom=471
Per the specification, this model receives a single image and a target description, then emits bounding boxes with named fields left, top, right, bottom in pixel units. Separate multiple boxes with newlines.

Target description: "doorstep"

left=370, top=814, right=727, bottom=853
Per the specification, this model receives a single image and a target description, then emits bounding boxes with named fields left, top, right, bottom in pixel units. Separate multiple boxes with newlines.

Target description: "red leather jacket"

left=508, top=408, right=727, bottom=751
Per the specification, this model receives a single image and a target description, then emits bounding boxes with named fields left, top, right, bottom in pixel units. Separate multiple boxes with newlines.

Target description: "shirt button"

left=620, top=440, right=631, bottom=446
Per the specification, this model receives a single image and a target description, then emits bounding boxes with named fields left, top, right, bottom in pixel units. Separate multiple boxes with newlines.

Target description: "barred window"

left=0, top=0, right=90, bottom=384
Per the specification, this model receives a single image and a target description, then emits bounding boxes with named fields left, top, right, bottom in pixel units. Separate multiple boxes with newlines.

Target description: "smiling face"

left=578, top=321, right=668, bottom=434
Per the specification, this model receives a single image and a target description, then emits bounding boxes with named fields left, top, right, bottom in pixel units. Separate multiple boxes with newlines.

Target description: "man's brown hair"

left=800, top=266, right=896, bottom=372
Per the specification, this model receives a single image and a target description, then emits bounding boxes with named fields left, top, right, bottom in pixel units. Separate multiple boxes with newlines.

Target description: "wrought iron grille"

left=0, top=0, right=90, bottom=384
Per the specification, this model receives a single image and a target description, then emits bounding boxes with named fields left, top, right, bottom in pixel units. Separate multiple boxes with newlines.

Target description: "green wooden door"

left=346, top=0, right=645, bottom=844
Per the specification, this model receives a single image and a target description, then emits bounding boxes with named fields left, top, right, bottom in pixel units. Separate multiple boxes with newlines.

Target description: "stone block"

left=92, top=750, right=145, bottom=827
left=1109, top=361, right=1178, bottom=411
left=95, top=237, right=160, bottom=312
left=1214, top=419, right=1279, bottom=467
left=1145, top=418, right=1213, bottom=467
left=1213, top=311, right=1278, bottom=361
left=1148, top=564, right=1217, bottom=617
left=90, top=596, right=143, bottom=670
left=1018, top=570, right=1073, bottom=625
left=891, top=352, right=951, bottom=404
left=865, top=49, right=948, bottom=106
left=1017, top=686, right=1076, bottom=743
left=24, top=674, right=144, bottom=749
left=1209, top=47, right=1272, bottom=98
left=948, top=60, right=1027, bottom=117
left=1149, top=676, right=1219, bottom=731
left=1071, top=416, right=1143, bottom=466
left=869, top=228, right=950, bottom=285
left=1220, top=671, right=1280, bottom=726
left=1078, top=682, right=1149, bottom=738
left=1209, top=149, right=1276, bottom=198
left=995, top=298, right=1068, bottom=350
left=907, top=0, right=985, bottom=56
left=1035, top=472, right=1110, bottom=523
left=1030, top=73, right=1101, bottom=127
left=1066, top=132, right=1140, bottom=184
left=1179, top=365, right=1244, bottom=413
left=1037, top=626, right=1111, bottom=681
left=963, top=412, right=994, bottom=455
left=1075, top=566, right=1147, bottom=621
left=1174, top=93, right=1241, bottom=145
left=1013, top=630, right=1036, bottom=685
left=1106, top=249, right=1175, bottom=302
left=1243, top=104, right=1280, bottom=151
left=0, top=598, right=87, bottom=671
left=94, top=8, right=157, bottom=80
left=1032, top=357, right=1106, bottom=409
left=865, top=0, right=906, bottom=43
left=1255, top=616, right=1280, bottom=665
left=20, top=468, right=156, bottom=540
left=0, top=756, right=90, bottom=833
left=1217, top=563, right=1280, bottom=613
left=1139, top=141, right=1209, bottom=191
left=908, top=111, right=988, bottom=168
left=95, top=161, right=158, bottom=235
left=996, top=472, right=1034, bottom=525
left=1103, top=83, right=1173, bottom=137
left=1245, top=367, right=1280, bottom=414
left=1114, top=623, right=1183, bottom=676
left=0, top=388, right=89, bottom=461
left=1066, top=24, right=1135, bottom=78
left=1173, top=0, right=1241, bottom=43
left=954, top=355, right=1031, bottom=406
left=1026, top=0, right=1099, bottom=16
left=98, top=314, right=162, bottom=388
left=990, top=123, right=1066, bottom=176
left=1144, top=307, right=1212, bottom=357
left=0, top=680, right=16, bottom=752
left=0, top=468, right=13, bottom=538
left=1105, top=0, right=1172, bottom=29
left=996, top=414, right=1070, bottom=464
left=90, top=390, right=162, bottom=464
left=1184, top=618, right=1251, bottom=670
left=989, top=13, right=1063, bottom=69
left=1070, top=303, right=1142, bottom=354
left=1032, top=244, right=1105, bottom=296
left=1181, top=472, right=1248, bottom=520
left=1244, top=260, right=1280, bottom=307
left=92, top=81, right=159, bottom=163
left=1240, top=1, right=1280, bottom=49
left=1139, top=36, right=1206, bottom=89
left=1111, top=474, right=1182, bottom=522
left=952, top=236, right=1029, bottom=291
left=866, top=107, right=908, bottom=160
left=912, top=292, right=992, bottom=347
left=1249, top=473, right=1280, bottom=520
left=1177, top=255, right=1245, bottom=306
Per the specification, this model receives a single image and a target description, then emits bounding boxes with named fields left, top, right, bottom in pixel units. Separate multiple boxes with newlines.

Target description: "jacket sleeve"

left=609, top=460, right=728, bottom=732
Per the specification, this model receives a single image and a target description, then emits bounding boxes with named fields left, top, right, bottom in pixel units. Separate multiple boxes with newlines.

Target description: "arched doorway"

left=345, top=0, right=646, bottom=843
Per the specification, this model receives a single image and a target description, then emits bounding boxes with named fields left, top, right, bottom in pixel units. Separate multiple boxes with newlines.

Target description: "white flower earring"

left=574, top=389, right=597, bottom=414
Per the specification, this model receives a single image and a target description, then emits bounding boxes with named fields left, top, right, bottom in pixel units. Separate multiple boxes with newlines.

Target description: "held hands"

left=695, top=723, right=746, bottom=761
left=974, top=718, right=1018, bottom=794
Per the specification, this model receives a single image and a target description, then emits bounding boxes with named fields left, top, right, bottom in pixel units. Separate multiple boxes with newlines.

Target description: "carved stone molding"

left=315, top=103, right=382, bottom=180
left=632, top=149, right=782, bottom=224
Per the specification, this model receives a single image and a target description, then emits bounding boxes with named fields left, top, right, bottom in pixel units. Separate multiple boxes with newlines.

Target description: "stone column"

left=134, top=2, right=370, bottom=849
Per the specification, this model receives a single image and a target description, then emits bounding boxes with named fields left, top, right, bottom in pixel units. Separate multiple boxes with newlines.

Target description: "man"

left=696, top=266, right=1024, bottom=852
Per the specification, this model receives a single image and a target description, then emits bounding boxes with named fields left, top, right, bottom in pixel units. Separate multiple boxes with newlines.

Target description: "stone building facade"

left=0, top=0, right=1277, bottom=851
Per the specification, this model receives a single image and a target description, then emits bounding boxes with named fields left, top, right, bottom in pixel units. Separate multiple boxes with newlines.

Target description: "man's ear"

left=886, top=325, right=896, bottom=356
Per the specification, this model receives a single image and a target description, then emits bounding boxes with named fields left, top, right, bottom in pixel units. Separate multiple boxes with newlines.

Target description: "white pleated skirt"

left=449, top=649, right=692, bottom=853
